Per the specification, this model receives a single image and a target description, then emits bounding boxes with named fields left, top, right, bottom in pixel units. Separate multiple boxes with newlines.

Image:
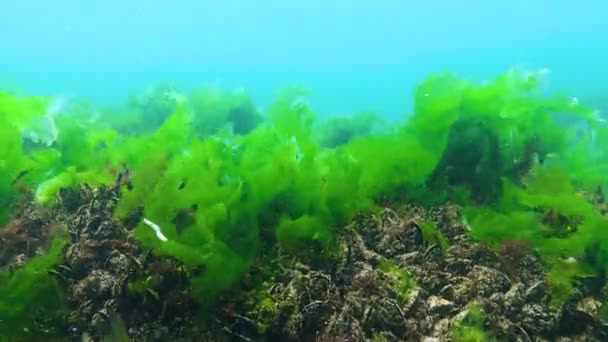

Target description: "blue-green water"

left=1, top=1, right=607, bottom=119
left=3, top=2, right=608, bottom=341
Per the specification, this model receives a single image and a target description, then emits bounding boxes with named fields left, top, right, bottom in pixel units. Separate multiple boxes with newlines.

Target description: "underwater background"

left=1, top=0, right=608, bottom=119
left=2, top=1, right=608, bottom=341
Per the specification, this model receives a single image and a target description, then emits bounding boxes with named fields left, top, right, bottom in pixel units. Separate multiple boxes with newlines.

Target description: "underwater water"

left=2, top=1, right=608, bottom=341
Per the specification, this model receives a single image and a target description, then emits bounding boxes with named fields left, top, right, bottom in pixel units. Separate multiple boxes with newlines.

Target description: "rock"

left=521, top=304, right=556, bottom=335
left=555, top=297, right=605, bottom=337
left=90, top=312, right=108, bottom=332
left=421, top=337, right=440, bottom=342
left=427, top=296, right=455, bottom=317
left=375, top=219, right=425, bottom=257
left=403, top=287, right=422, bottom=314
left=477, top=266, right=511, bottom=291
left=444, top=257, right=474, bottom=275
left=449, top=308, right=471, bottom=331
left=72, top=269, right=120, bottom=300
left=458, top=266, right=511, bottom=299
left=394, top=251, right=421, bottom=265
left=351, top=264, right=377, bottom=291
left=321, top=303, right=364, bottom=341
left=486, top=292, right=505, bottom=313
left=362, top=296, right=408, bottom=334
left=105, top=251, right=130, bottom=274
left=576, top=297, right=601, bottom=317
left=431, top=317, right=451, bottom=337
left=419, top=271, right=453, bottom=294
left=9, top=253, right=27, bottom=268
left=439, top=284, right=455, bottom=301
left=503, top=283, right=526, bottom=317
left=517, top=254, right=547, bottom=284
left=524, top=281, right=547, bottom=302
left=402, top=220, right=425, bottom=247
left=11, top=188, right=607, bottom=342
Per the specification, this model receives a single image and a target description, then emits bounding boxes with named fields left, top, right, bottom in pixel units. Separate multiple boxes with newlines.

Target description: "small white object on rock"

left=142, top=218, right=168, bottom=242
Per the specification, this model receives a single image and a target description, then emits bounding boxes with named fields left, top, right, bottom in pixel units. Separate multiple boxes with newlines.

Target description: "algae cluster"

left=1, top=68, right=608, bottom=340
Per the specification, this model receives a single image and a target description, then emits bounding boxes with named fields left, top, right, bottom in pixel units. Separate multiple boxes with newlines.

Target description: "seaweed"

left=0, top=236, right=68, bottom=338
left=2, top=68, right=608, bottom=339
left=315, top=111, right=385, bottom=148
left=190, top=86, right=262, bottom=137
left=450, top=304, right=494, bottom=342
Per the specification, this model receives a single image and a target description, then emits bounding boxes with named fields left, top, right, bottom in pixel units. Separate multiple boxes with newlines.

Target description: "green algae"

left=0, top=236, right=68, bottom=338
left=450, top=304, right=495, bottom=342
left=2, top=68, right=608, bottom=335
left=419, top=220, right=450, bottom=255
left=377, top=259, right=416, bottom=302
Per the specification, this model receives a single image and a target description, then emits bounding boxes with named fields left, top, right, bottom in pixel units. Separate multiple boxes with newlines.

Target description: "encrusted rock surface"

left=222, top=205, right=608, bottom=341
left=49, top=185, right=202, bottom=341
left=0, top=194, right=57, bottom=268
left=3, top=189, right=608, bottom=341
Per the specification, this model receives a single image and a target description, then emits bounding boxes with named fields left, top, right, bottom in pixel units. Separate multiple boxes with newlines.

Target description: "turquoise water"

left=3, top=2, right=608, bottom=340
left=1, top=1, right=607, bottom=119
